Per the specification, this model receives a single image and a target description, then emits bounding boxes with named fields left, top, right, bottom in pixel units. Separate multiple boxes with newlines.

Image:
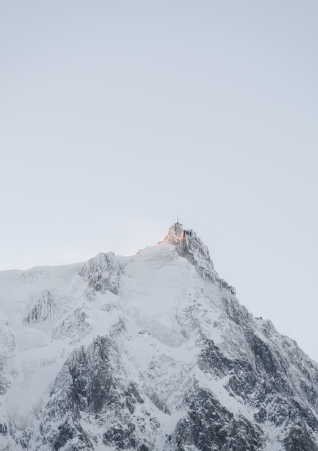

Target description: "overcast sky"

left=1, top=1, right=318, bottom=361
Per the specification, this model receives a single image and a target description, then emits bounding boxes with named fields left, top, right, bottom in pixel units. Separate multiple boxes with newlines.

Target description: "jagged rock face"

left=23, top=289, right=57, bottom=324
left=1, top=223, right=318, bottom=450
left=165, top=222, right=236, bottom=294
left=171, top=387, right=263, bottom=451
left=175, top=227, right=218, bottom=282
left=78, top=252, right=124, bottom=294
left=52, top=308, right=92, bottom=344
left=38, top=332, right=154, bottom=451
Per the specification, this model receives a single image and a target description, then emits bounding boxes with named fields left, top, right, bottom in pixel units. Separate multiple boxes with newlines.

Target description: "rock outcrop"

left=23, top=289, right=57, bottom=324
left=165, top=221, right=236, bottom=293
left=78, top=252, right=124, bottom=295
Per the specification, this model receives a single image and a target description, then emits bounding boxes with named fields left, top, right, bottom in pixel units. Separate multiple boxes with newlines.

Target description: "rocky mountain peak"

left=163, top=220, right=236, bottom=294
left=163, top=220, right=184, bottom=243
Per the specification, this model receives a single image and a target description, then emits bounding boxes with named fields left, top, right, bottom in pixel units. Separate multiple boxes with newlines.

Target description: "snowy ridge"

left=0, top=221, right=318, bottom=450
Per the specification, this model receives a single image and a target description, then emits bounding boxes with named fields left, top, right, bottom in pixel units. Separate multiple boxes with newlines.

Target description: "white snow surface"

left=0, top=223, right=318, bottom=450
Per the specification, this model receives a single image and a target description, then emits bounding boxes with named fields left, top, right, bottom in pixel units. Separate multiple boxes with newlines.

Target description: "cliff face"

left=1, top=222, right=318, bottom=450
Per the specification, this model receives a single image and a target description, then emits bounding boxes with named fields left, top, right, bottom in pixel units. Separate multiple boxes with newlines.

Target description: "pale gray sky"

left=1, top=1, right=318, bottom=360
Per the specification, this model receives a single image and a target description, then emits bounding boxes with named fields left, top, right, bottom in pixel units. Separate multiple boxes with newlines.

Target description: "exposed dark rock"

left=20, top=429, right=32, bottom=449
left=50, top=416, right=93, bottom=451
left=0, top=423, right=8, bottom=436
left=103, top=423, right=137, bottom=449
left=38, top=335, right=146, bottom=451
left=171, top=387, right=263, bottom=451
left=165, top=222, right=236, bottom=293
left=23, top=289, right=57, bottom=324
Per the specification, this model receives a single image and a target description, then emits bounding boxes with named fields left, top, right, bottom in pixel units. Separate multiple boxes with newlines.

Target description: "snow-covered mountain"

left=1, top=221, right=318, bottom=450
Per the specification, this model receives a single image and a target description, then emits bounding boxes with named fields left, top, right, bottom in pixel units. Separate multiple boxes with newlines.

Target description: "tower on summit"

left=176, top=215, right=179, bottom=224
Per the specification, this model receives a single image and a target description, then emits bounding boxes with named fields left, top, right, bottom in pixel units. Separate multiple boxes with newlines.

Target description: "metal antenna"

left=176, top=215, right=178, bottom=223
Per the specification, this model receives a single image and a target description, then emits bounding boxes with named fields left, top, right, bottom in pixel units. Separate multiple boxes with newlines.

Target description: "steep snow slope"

left=1, top=222, right=318, bottom=450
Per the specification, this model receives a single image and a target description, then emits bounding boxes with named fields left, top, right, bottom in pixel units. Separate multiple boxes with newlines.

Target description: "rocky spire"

left=164, top=219, right=184, bottom=243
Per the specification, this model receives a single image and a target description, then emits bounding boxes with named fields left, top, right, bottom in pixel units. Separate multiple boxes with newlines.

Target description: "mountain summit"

left=0, top=223, right=318, bottom=450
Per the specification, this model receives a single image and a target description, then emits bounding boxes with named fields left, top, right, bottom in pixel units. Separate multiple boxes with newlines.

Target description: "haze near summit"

left=0, top=1, right=317, bottom=361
